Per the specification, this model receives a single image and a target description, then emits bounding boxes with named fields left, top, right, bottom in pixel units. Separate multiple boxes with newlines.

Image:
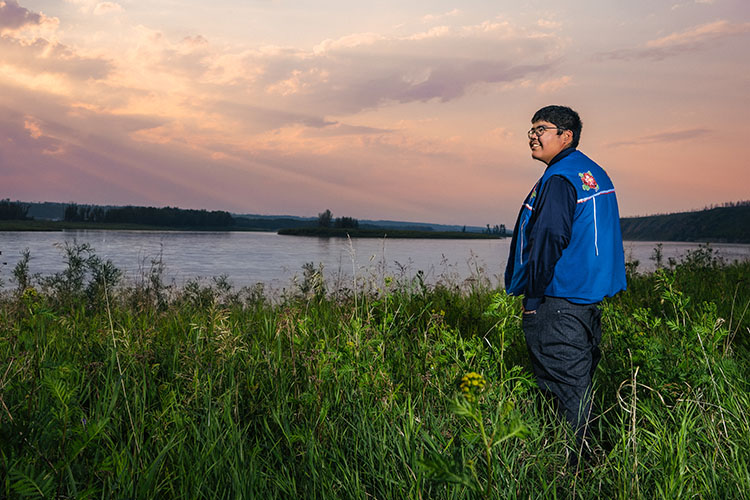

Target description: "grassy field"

left=1, top=243, right=748, bottom=498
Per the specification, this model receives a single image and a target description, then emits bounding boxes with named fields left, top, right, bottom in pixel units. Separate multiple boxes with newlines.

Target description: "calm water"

left=1, top=231, right=749, bottom=291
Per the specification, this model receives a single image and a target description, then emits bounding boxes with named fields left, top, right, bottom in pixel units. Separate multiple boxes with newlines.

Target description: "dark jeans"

left=522, top=296, right=602, bottom=442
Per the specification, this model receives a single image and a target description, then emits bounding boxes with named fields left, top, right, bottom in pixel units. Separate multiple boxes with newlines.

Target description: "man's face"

left=529, top=120, right=572, bottom=165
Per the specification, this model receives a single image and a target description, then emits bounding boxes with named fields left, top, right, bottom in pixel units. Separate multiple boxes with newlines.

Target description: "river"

left=1, top=231, right=749, bottom=291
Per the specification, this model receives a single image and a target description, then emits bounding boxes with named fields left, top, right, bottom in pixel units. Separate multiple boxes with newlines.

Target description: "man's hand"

left=522, top=307, right=536, bottom=315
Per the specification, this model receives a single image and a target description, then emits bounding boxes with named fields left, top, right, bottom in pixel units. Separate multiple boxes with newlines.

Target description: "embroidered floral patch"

left=579, top=171, right=599, bottom=192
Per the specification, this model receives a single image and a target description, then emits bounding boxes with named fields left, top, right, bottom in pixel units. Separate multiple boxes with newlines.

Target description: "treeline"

left=620, top=204, right=750, bottom=243
left=0, top=199, right=31, bottom=220
left=234, top=217, right=316, bottom=231
left=63, top=203, right=235, bottom=228
left=703, top=200, right=750, bottom=210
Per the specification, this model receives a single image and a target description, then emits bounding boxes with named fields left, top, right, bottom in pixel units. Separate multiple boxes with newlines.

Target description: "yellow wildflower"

left=460, top=372, right=486, bottom=403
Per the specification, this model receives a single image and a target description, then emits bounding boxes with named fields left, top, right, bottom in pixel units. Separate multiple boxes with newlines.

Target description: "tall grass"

left=1, top=243, right=748, bottom=498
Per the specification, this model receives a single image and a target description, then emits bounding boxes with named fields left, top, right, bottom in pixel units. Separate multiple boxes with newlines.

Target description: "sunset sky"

left=2, top=0, right=749, bottom=226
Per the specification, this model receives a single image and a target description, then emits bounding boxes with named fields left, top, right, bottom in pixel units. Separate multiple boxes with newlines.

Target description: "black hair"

left=531, top=105, right=582, bottom=149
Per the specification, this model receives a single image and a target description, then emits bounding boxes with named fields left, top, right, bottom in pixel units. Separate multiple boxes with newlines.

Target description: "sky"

left=1, top=0, right=749, bottom=226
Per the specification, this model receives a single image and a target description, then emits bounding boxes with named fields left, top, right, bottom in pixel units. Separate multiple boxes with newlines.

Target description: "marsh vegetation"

left=1, top=243, right=748, bottom=498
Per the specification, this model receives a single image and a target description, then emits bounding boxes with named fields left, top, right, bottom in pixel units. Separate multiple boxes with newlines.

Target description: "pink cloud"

left=0, top=35, right=112, bottom=79
left=93, top=2, right=122, bottom=15
left=596, top=20, right=750, bottom=60
left=536, top=75, right=572, bottom=93
left=422, top=9, right=461, bottom=23
left=647, top=20, right=750, bottom=48
left=0, top=0, right=43, bottom=31
left=607, top=128, right=712, bottom=148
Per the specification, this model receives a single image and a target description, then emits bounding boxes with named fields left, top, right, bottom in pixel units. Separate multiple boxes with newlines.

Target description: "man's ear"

left=563, top=129, right=574, bottom=147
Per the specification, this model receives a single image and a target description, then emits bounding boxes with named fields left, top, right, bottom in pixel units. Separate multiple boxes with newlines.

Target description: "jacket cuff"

left=523, top=296, right=542, bottom=311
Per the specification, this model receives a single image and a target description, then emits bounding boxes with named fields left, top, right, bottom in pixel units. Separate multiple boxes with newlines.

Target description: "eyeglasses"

left=527, top=125, right=564, bottom=139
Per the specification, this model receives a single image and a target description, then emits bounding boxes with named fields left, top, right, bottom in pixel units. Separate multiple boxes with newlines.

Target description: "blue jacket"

left=505, top=149, right=626, bottom=305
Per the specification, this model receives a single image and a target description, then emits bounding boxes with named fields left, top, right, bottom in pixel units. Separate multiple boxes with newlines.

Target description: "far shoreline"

left=277, top=227, right=503, bottom=239
left=0, top=220, right=504, bottom=239
left=0, top=220, right=265, bottom=232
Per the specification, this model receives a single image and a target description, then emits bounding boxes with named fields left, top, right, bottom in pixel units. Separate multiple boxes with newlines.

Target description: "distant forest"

left=1, top=202, right=502, bottom=234
left=62, top=203, right=235, bottom=228
left=2, top=199, right=749, bottom=242
left=619, top=201, right=750, bottom=243
left=0, top=199, right=31, bottom=220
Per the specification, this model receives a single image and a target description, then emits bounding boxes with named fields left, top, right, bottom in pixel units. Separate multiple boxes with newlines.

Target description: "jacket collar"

left=546, top=147, right=576, bottom=168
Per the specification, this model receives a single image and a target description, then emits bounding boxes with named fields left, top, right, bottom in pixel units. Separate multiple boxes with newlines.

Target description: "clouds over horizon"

left=1, top=0, right=749, bottom=223
left=140, top=19, right=563, bottom=119
left=3, top=2, right=565, bottom=158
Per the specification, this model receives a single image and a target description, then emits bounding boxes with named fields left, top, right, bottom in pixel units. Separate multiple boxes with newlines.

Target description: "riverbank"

left=620, top=203, right=750, bottom=243
left=1, top=245, right=748, bottom=498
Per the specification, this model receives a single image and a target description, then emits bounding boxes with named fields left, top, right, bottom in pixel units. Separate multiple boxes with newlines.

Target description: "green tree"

left=318, top=209, right=332, bottom=228
left=0, top=199, right=30, bottom=220
left=63, top=203, right=80, bottom=222
left=334, top=216, right=359, bottom=229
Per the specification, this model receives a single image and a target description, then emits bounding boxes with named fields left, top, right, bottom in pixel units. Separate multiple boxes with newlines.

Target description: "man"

left=504, top=105, right=626, bottom=458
